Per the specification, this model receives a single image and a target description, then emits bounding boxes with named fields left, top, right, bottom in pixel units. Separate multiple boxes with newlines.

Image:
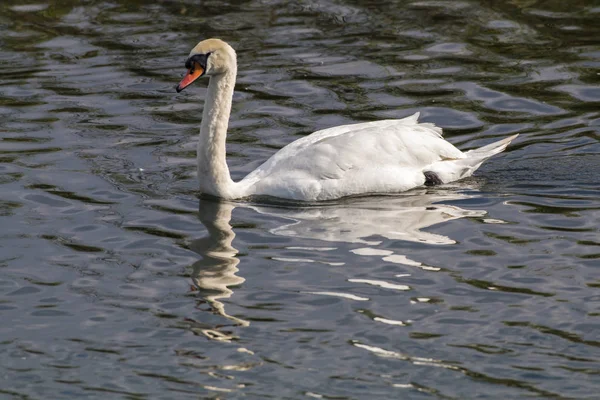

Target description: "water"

left=1, top=0, right=599, bottom=398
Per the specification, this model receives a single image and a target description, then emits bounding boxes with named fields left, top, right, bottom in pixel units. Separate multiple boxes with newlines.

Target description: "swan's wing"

left=241, top=112, right=462, bottom=186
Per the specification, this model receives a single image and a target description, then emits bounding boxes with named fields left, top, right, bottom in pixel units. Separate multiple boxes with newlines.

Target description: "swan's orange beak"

left=176, top=62, right=204, bottom=93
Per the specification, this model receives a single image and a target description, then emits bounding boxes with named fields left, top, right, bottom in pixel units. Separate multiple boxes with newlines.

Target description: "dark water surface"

left=1, top=0, right=600, bottom=398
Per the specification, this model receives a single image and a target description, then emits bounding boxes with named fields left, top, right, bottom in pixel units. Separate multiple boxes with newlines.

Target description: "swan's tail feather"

left=429, top=134, right=519, bottom=183
left=466, top=134, right=519, bottom=158
left=456, top=134, right=519, bottom=178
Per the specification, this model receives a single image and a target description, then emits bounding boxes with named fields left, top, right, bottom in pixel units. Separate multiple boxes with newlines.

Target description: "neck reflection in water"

left=190, top=199, right=248, bottom=342
left=190, top=187, right=488, bottom=339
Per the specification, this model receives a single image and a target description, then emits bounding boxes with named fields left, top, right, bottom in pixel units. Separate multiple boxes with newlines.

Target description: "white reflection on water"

left=191, top=188, right=487, bottom=334
left=352, top=340, right=459, bottom=370
left=190, top=200, right=248, bottom=341
left=250, top=188, right=486, bottom=269
left=251, top=189, right=485, bottom=246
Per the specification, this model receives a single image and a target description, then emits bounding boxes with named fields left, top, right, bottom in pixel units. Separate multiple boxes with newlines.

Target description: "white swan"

left=176, top=38, right=518, bottom=202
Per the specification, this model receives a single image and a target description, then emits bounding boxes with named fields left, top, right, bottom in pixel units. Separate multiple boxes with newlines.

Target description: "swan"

left=176, top=38, right=518, bottom=202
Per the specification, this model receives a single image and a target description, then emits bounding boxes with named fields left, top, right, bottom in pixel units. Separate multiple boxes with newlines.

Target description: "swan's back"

left=243, top=113, right=456, bottom=179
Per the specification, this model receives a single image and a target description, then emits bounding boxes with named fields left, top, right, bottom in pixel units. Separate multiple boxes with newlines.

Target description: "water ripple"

left=0, top=0, right=599, bottom=398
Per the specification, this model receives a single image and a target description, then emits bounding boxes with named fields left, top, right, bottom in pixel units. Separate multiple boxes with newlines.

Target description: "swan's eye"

left=189, top=67, right=195, bottom=75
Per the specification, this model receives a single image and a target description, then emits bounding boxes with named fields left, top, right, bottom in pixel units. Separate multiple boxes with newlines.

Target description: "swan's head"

left=176, top=38, right=236, bottom=93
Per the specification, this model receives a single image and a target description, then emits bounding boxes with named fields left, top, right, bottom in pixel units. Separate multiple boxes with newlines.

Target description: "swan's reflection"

left=189, top=188, right=487, bottom=337
left=251, top=189, right=486, bottom=245
left=189, top=199, right=248, bottom=342
left=250, top=188, right=486, bottom=269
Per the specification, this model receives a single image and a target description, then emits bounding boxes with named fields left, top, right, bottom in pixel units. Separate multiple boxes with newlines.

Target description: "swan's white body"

left=178, top=39, right=518, bottom=202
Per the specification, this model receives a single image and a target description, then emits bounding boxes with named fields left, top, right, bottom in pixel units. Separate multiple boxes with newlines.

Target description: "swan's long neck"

left=197, top=67, right=240, bottom=198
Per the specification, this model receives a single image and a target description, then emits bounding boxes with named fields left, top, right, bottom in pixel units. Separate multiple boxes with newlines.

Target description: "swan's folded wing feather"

left=241, top=113, right=461, bottom=186
left=304, top=125, right=462, bottom=181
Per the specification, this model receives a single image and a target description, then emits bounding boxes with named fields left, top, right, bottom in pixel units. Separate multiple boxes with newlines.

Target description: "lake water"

left=1, top=0, right=599, bottom=398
